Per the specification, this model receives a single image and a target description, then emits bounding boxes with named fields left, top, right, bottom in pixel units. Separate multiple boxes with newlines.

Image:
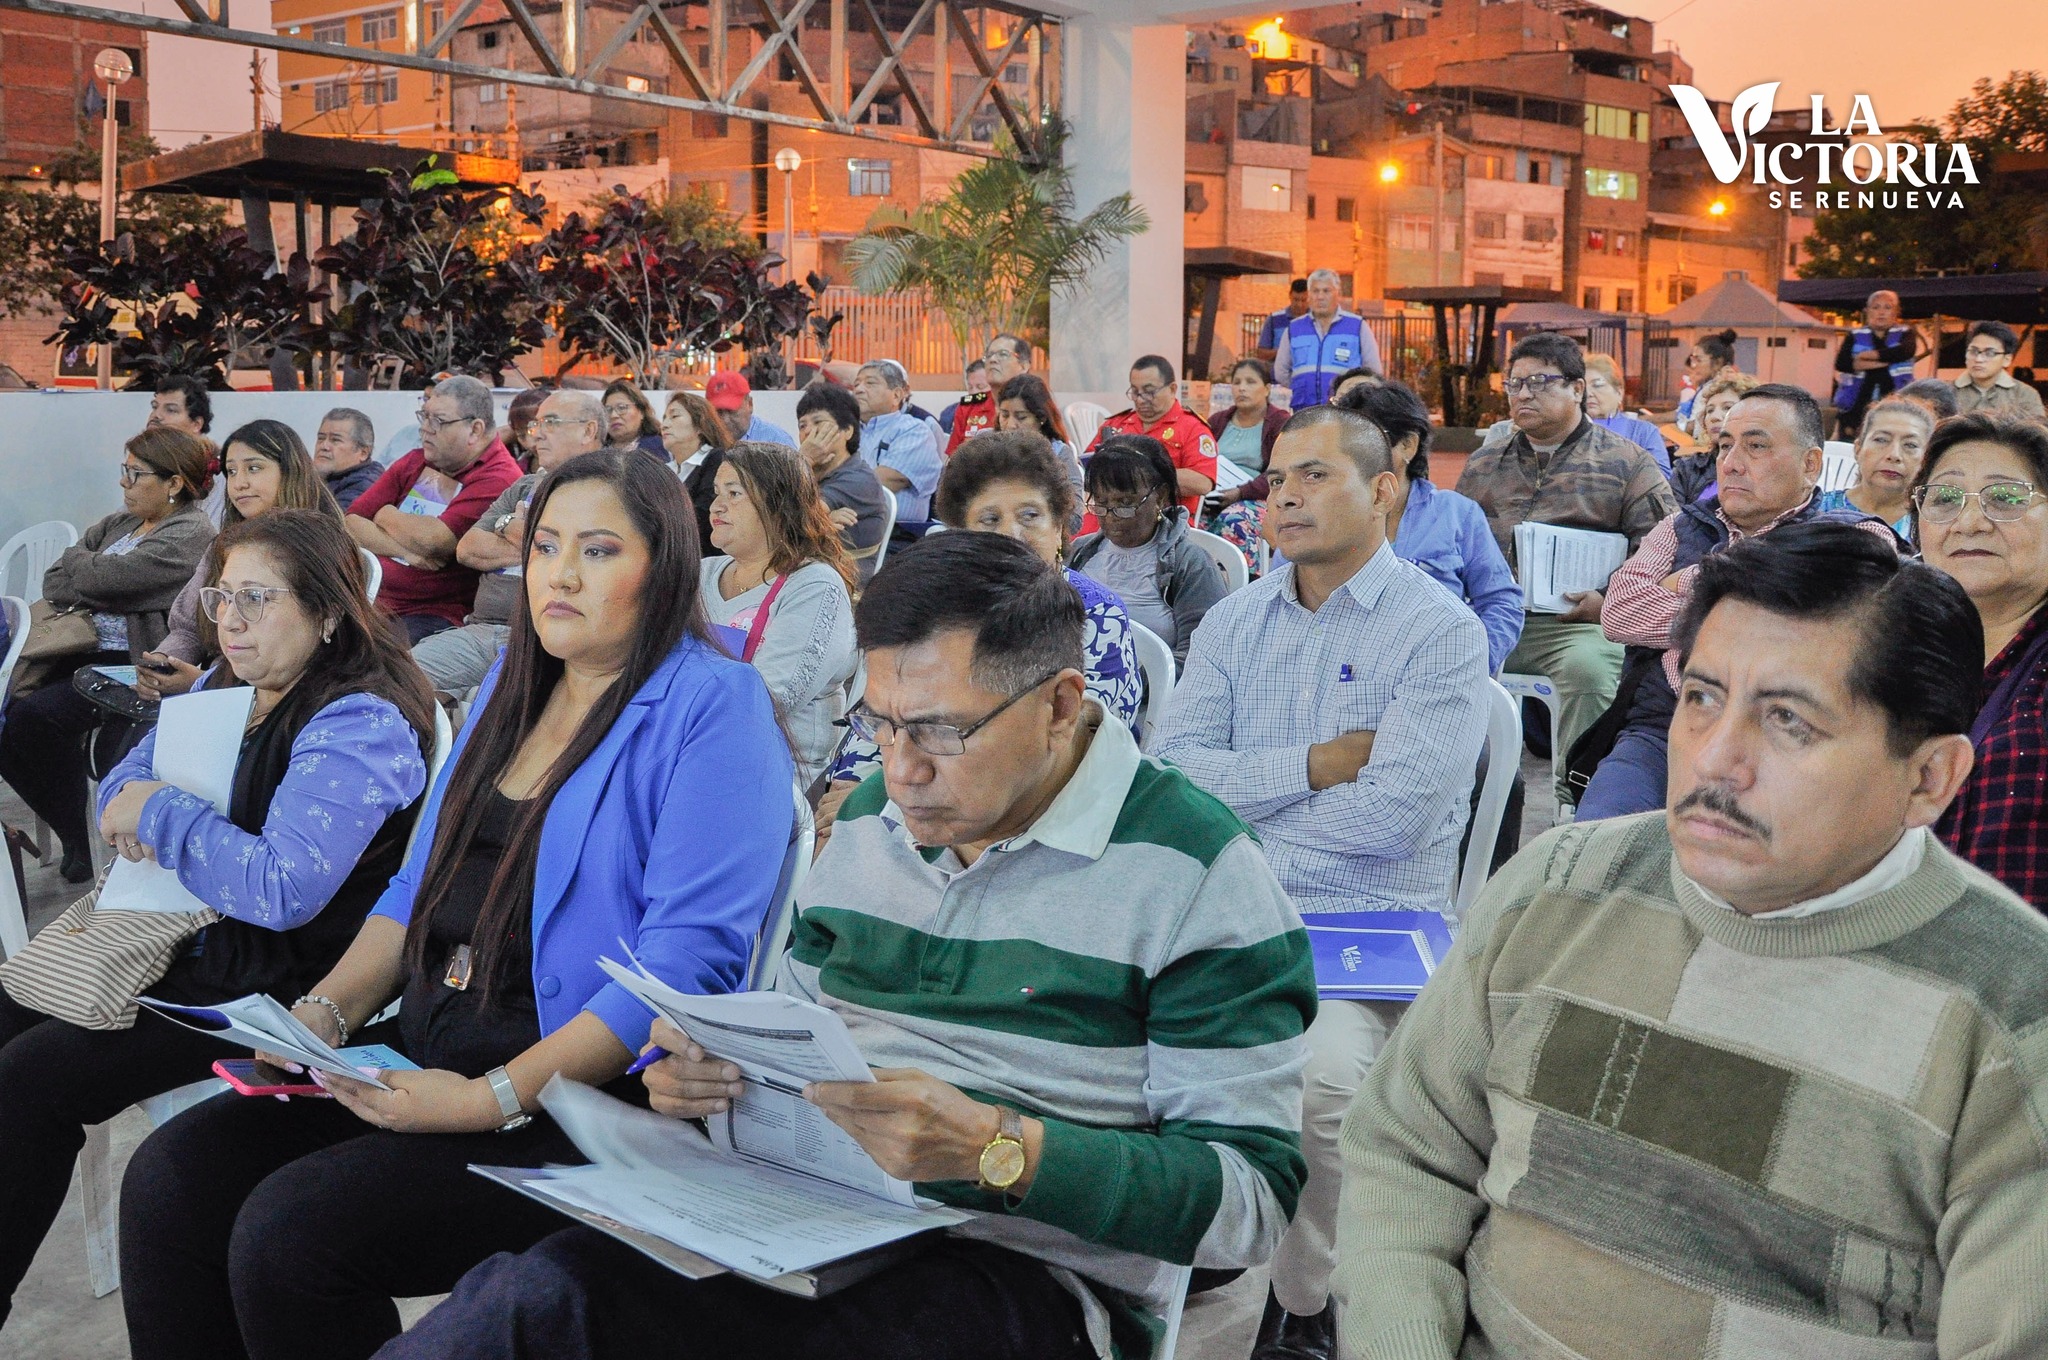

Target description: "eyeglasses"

left=1916, top=481, right=2045, bottom=523
left=200, top=585, right=294, bottom=624
left=417, top=411, right=481, bottom=434
left=983, top=347, right=1017, bottom=364
left=1964, top=347, right=2009, bottom=361
left=1503, top=374, right=1572, bottom=397
left=1086, top=490, right=1159, bottom=520
left=843, top=669, right=1062, bottom=757
left=538, top=415, right=596, bottom=431
left=1127, top=385, right=1170, bottom=403
left=118, top=465, right=163, bottom=487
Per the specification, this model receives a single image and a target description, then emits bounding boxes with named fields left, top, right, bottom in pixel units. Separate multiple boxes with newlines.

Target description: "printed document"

left=597, top=955, right=915, bottom=1206
left=476, top=1076, right=968, bottom=1281
left=137, top=992, right=397, bottom=1090
left=1514, top=522, right=1629, bottom=614
left=98, top=686, right=256, bottom=914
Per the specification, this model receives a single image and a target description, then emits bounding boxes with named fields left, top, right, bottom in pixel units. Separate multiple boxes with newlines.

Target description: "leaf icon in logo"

left=1672, top=81, right=1779, bottom=185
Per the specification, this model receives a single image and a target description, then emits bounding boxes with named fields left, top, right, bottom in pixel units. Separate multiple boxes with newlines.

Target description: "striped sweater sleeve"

left=1016, top=835, right=1314, bottom=1268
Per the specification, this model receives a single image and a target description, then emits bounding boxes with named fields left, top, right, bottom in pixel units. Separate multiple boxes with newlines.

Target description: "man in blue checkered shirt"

left=1155, top=403, right=1489, bottom=1360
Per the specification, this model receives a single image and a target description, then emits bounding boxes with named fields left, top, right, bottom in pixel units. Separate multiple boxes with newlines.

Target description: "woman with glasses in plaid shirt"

left=1916, top=413, right=2048, bottom=909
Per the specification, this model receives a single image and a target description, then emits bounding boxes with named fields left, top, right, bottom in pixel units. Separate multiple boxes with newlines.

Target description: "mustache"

left=1671, top=784, right=1772, bottom=841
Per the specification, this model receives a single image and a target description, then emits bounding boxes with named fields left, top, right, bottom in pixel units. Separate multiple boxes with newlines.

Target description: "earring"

left=322, top=624, right=336, bottom=643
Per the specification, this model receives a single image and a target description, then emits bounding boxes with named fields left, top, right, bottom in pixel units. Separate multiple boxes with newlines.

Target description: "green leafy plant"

left=316, top=159, right=548, bottom=386
left=844, top=120, right=1149, bottom=360
left=510, top=189, right=811, bottom=387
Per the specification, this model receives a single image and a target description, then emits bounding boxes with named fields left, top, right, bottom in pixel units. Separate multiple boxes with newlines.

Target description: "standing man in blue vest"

left=1275, top=269, right=1382, bottom=409
left=1831, top=288, right=1923, bottom=440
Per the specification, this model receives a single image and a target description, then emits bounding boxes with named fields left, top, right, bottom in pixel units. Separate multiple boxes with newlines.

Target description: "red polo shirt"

left=1085, top=401, right=1219, bottom=517
left=349, top=439, right=523, bottom=627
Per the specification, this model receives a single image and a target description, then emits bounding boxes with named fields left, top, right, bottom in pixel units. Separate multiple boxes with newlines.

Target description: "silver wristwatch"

left=485, top=1066, right=531, bottom=1133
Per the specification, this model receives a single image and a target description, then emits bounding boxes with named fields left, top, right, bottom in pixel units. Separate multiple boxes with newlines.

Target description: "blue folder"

left=1304, top=911, right=1456, bottom=1004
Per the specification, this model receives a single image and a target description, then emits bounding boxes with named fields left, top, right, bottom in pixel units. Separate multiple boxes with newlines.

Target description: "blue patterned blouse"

left=97, top=690, right=428, bottom=929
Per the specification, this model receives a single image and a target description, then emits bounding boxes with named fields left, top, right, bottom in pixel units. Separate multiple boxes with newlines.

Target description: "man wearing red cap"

left=704, top=371, right=796, bottom=448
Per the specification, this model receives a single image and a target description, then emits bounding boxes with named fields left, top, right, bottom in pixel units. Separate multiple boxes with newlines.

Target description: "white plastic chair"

left=1184, top=527, right=1249, bottom=593
left=868, top=492, right=899, bottom=575
left=405, top=703, right=457, bottom=863
left=0, top=520, right=78, bottom=603
left=1155, top=1264, right=1195, bottom=1360
left=1454, top=680, right=1523, bottom=925
left=1819, top=440, right=1859, bottom=494
left=1129, top=621, right=1177, bottom=750
left=747, top=784, right=816, bottom=992
left=1064, top=401, right=1110, bottom=453
left=359, top=547, right=383, bottom=602
left=1499, top=672, right=1561, bottom=806
left=0, top=595, right=30, bottom=711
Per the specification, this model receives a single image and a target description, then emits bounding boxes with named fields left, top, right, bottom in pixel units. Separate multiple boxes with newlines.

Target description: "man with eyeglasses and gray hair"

left=946, top=333, right=1034, bottom=454
left=1455, top=333, right=1675, bottom=811
left=345, top=373, right=523, bottom=643
left=312, top=407, right=384, bottom=512
left=853, top=357, right=944, bottom=529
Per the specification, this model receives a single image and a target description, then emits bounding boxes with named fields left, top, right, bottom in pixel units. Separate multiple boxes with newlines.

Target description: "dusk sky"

left=118, top=0, right=2045, bottom=150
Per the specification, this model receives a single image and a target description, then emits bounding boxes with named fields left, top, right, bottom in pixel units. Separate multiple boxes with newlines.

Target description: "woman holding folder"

left=0, top=511, right=434, bottom=1333
left=118, top=450, right=794, bottom=1360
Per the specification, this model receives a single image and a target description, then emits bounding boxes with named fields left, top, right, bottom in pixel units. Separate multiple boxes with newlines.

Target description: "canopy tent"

left=1776, top=273, right=2048, bottom=325
left=1497, top=302, right=1628, bottom=330
left=1658, top=272, right=1841, bottom=395
left=1667, top=274, right=1831, bottom=330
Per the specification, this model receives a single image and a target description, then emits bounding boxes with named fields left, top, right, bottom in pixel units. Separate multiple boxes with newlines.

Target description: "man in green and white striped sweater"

left=387, top=532, right=1317, bottom=1360
left=1338, top=524, right=2048, bottom=1358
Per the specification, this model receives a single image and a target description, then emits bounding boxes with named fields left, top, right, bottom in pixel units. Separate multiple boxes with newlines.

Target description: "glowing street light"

left=1378, top=161, right=1400, bottom=184
left=1707, top=197, right=1730, bottom=217
left=773, top=147, right=801, bottom=282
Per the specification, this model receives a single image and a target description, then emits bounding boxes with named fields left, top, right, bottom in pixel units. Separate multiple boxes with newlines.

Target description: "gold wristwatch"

left=977, top=1107, right=1027, bottom=1193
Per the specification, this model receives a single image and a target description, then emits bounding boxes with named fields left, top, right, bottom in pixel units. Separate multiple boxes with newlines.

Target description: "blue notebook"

left=1304, top=911, right=1455, bottom=1003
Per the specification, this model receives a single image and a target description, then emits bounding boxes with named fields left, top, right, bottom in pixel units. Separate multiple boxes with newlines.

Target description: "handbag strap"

left=741, top=574, right=789, bottom=664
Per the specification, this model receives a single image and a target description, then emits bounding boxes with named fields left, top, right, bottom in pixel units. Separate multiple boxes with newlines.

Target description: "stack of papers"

left=98, top=685, right=255, bottom=915
left=1305, top=911, right=1455, bottom=1003
left=138, top=993, right=407, bottom=1090
left=1513, top=523, right=1629, bottom=614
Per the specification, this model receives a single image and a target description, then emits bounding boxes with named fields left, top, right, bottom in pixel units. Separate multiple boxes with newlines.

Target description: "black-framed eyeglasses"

left=843, top=668, right=1063, bottom=757
left=1915, top=481, right=2044, bottom=524
left=201, top=585, right=294, bottom=624
left=417, top=411, right=482, bottom=434
left=1126, top=384, right=1170, bottom=403
left=1503, top=374, right=1571, bottom=396
left=1086, top=489, right=1160, bottom=520
left=1964, top=346, right=2009, bottom=361
left=118, top=464, right=163, bottom=487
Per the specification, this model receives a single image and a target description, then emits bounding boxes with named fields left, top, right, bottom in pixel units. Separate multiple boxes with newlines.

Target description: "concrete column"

left=1051, top=18, right=1185, bottom=397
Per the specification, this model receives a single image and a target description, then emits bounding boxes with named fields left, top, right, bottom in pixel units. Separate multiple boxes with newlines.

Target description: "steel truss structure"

left=0, top=0, right=1063, bottom=158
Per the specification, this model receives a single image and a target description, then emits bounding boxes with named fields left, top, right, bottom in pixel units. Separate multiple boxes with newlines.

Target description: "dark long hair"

left=401, top=449, right=715, bottom=1000
left=603, top=379, right=662, bottom=440
left=718, top=441, right=858, bottom=595
left=996, top=374, right=1071, bottom=446
left=199, top=510, right=436, bottom=756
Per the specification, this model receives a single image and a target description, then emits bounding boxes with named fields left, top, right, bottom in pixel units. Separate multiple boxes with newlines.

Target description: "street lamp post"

left=92, top=47, right=133, bottom=391
left=773, top=147, right=801, bottom=284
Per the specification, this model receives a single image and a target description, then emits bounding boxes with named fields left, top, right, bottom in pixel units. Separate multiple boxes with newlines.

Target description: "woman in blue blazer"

left=118, top=450, right=795, bottom=1360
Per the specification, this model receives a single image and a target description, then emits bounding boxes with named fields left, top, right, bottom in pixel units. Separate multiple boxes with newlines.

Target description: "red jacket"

left=1086, top=402, right=1219, bottom=515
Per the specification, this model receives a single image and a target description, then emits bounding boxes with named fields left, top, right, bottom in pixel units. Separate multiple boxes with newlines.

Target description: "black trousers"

left=374, top=1228, right=1096, bottom=1360
left=118, top=1044, right=592, bottom=1360
left=0, top=652, right=124, bottom=858
left=0, top=989, right=230, bottom=1329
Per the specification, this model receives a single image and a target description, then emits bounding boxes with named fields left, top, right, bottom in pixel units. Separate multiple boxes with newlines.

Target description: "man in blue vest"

left=1831, top=288, right=1923, bottom=439
left=1275, top=269, right=1382, bottom=409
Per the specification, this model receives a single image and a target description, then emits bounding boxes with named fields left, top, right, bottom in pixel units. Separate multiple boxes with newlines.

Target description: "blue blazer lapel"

left=530, top=698, right=651, bottom=938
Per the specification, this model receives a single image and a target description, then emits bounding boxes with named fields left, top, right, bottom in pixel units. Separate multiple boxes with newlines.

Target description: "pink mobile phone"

left=213, top=1058, right=330, bottom=1098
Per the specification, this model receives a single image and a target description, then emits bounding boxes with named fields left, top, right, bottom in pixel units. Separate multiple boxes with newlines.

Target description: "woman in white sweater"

left=699, top=441, right=860, bottom=793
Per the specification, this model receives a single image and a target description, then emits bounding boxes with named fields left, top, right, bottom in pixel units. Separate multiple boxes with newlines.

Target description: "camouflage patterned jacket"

left=1455, top=416, right=1677, bottom=571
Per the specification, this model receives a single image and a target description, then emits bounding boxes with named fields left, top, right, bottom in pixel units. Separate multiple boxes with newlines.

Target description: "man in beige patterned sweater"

left=1336, top=521, right=2048, bottom=1359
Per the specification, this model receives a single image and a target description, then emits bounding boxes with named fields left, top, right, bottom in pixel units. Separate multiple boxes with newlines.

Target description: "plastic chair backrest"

left=0, top=595, right=30, bottom=715
left=1154, top=1264, right=1195, bottom=1360
left=359, top=547, right=383, bottom=602
left=1819, top=440, right=1859, bottom=494
left=402, top=704, right=457, bottom=863
left=1455, top=680, right=1523, bottom=923
left=870, top=489, right=899, bottom=574
left=1128, top=621, right=1177, bottom=750
left=1185, top=527, right=1250, bottom=593
left=0, top=520, right=79, bottom=603
left=1064, top=401, right=1110, bottom=453
left=748, top=784, right=816, bottom=991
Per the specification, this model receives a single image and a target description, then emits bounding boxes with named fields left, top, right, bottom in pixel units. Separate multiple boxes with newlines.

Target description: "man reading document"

left=382, top=531, right=1316, bottom=1360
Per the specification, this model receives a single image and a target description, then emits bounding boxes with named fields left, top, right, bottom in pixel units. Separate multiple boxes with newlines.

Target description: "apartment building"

left=0, top=9, right=147, bottom=177
left=450, top=0, right=666, bottom=169
left=274, top=0, right=451, bottom=141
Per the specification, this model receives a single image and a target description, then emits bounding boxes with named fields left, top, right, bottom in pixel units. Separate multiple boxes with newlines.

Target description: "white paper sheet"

left=1514, top=522, right=1630, bottom=614
left=1212, top=457, right=1255, bottom=491
left=524, top=1078, right=966, bottom=1280
left=137, top=993, right=395, bottom=1090
left=98, top=686, right=256, bottom=914
left=596, top=956, right=919, bottom=1206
